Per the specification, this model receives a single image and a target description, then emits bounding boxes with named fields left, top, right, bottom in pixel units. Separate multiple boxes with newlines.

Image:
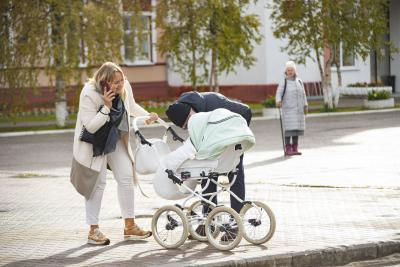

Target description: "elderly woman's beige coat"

left=70, top=80, right=148, bottom=199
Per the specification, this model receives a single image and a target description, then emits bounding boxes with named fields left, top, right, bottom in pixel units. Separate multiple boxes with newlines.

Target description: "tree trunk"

left=323, top=43, right=334, bottom=110
left=191, top=47, right=197, bottom=91
left=189, top=12, right=197, bottom=91
left=333, top=45, right=341, bottom=107
left=213, top=50, right=219, bottom=93
left=55, top=72, right=68, bottom=127
left=315, top=47, right=324, bottom=82
left=209, top=46, right=217, bottom=92
left=52, top=8, right=68, bottom=127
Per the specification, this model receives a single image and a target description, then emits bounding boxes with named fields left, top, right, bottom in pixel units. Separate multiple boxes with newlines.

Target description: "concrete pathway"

left=0, top=111, right=400, bottom=266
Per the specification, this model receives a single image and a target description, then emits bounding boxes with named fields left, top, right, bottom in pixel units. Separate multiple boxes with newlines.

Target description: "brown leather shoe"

left=124, top=224, right=152, bottom=240
left=87, top=228, right=110, bottom=245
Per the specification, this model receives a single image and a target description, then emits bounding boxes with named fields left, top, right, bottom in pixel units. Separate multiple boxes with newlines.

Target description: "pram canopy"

left=153, top=108, right=255, bottom=200
left=188, top=108, right=255, bottom=160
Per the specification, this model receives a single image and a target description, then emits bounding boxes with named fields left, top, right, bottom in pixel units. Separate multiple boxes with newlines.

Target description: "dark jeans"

left=201, top=154, right=245, bottom=214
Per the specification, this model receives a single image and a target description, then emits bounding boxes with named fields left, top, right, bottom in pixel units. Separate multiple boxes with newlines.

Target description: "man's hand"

left=276, top=101, right=282, bottom=108
left=304, top=106, right=308, bottom=115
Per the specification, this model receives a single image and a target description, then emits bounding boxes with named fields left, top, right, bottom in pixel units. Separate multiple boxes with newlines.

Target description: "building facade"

left=11, top=0, right=400, bottom=109
left=167, top=0, right=399, bottom=102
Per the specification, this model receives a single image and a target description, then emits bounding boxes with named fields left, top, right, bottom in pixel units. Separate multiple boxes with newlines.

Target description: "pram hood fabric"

left=188, top=108, right=255, bottom=160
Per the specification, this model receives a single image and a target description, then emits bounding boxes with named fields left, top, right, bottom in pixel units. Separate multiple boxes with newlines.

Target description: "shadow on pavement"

left=2, top=240, right=145, bottom=267
left=4, top=239, right=270, bottom=267
left=245, top=155, right=289, bottom=169
left=90, top=241, right=270, bottom=266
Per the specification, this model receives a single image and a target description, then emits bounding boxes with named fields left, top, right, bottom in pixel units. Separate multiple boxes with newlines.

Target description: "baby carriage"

left=132, top=109, right=276, bottom=251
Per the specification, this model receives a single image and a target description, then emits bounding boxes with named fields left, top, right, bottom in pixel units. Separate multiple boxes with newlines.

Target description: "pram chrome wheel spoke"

left=239, top=201, right=276, bottom=245
left=187, top=201, right=214, bottom=242
left=205, top=206, right=243, bottom=251
left=152, top=205, right=188, bottom=249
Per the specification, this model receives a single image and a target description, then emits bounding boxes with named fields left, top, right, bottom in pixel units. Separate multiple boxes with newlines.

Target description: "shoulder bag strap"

left=282, top=79, right=287, bottom=99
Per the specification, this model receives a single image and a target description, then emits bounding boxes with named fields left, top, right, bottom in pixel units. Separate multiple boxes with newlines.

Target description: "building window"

left=123, top=13, right=153, bottom=65
left=341, top=42, right=355, bottom=67
left=331, top=42, right=356, bottom=68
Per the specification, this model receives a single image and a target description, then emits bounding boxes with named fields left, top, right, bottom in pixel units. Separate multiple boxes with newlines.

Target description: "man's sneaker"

left=124, top=224, right=152, bottom=240
left=220, top=227, right=238, bottom=243
left=87, top=228, right=110, bottom=245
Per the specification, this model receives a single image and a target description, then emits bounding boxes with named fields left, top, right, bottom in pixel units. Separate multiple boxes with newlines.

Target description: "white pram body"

left=132, top=108, right=275, bottom=251
left=153, top=142, right=243, bottom=200
left=152, top=108, right=255, bottom=200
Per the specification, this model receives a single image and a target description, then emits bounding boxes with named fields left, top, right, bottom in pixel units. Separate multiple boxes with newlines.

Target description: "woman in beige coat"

left=70, top=62, right=158, bottom=245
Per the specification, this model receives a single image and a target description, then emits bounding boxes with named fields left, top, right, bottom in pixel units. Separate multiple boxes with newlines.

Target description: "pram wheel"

left=152, top=205, right=188, bottom=249
left=239, top=201, right=276, bottom=245
left=187, top=201, right=215, bottom=242
left=205, top=206, right=243, bottom=251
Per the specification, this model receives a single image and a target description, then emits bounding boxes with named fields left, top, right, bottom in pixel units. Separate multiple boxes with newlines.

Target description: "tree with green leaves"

left=270, top=0, right=395, bottom=109
left=156, top=0, right=261, bottom=92
left=0, top=0, right=145, bottom=126
left=156, top=0, right=209, bottom=91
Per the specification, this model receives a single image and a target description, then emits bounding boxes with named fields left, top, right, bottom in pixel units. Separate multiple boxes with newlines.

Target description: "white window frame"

left=332, top=42, right=358, bottom=71
left=122, top=1, right=157, bottom=66
left=340, top=42, right=356, bottom=69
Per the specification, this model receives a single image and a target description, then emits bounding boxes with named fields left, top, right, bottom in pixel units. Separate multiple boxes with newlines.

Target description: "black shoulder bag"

left=79, top=106, right=106, bottom=144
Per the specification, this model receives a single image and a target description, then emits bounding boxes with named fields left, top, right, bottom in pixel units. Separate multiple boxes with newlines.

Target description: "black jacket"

left=177, top=91, right=252, bottom=125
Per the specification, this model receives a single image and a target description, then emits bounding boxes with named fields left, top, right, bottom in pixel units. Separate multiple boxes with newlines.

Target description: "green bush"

left=367, top=90, right=391, bottom=100
left=262, top=96, right=276, bottom=108
left=347, top=81, right=384, bottom=87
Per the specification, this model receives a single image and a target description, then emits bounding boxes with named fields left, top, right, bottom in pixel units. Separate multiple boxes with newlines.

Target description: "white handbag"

left=134, top=135, right=171, bottom=175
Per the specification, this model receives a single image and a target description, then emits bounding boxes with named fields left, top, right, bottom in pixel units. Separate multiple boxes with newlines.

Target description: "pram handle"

left=131, top=116, right=169, bottom=132
left=135, top=130, right=152, bottom=146
left=165, top=169, right=183, bottom=185
left=132, top=115, right=185, bottom=143
left=166, top=127, right=184, bottom=143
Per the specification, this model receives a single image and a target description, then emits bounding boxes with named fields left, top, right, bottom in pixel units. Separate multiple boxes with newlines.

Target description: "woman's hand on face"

left=145, top=112, right=159, bottom=124
left=102, top=89, right=115, bottom=109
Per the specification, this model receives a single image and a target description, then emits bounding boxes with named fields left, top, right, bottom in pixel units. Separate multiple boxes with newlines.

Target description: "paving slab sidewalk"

left=1, top=148, right=400, bottom=266
left=1, top=111, right=399, bottom=267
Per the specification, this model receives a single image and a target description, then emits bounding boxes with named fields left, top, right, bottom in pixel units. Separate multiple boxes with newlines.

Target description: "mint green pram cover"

left=188, top=108, right=255, bottom=160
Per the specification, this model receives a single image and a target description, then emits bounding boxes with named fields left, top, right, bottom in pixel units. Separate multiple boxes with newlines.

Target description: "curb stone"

left=190, top=241, right=400, bottom=267
left=252, top=107, right=400, bottom=121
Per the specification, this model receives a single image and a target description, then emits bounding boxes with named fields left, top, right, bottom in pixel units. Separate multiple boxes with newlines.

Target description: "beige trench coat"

left=70, top=80, right=149, bottom=199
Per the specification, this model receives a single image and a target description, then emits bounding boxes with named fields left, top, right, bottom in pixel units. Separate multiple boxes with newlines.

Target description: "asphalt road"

left=0, top=111, right=399, bottom=173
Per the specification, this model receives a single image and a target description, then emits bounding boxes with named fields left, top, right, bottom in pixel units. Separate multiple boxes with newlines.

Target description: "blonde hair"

left=89, top=62, right=126, bottom=96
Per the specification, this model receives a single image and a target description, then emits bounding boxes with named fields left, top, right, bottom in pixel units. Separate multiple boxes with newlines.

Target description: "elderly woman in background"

left=276, top=61, right=308, bottom=156
left=70, top=62, right=158, bottom=245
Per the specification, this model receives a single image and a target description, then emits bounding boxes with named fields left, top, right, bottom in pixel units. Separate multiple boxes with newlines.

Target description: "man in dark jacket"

left=166, top=91, right=252, bottom=240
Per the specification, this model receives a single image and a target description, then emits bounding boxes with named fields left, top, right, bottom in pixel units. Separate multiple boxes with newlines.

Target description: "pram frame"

left=165, top=168, right=245, bottom=211
left=132, top=115, right=276, bottom=250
